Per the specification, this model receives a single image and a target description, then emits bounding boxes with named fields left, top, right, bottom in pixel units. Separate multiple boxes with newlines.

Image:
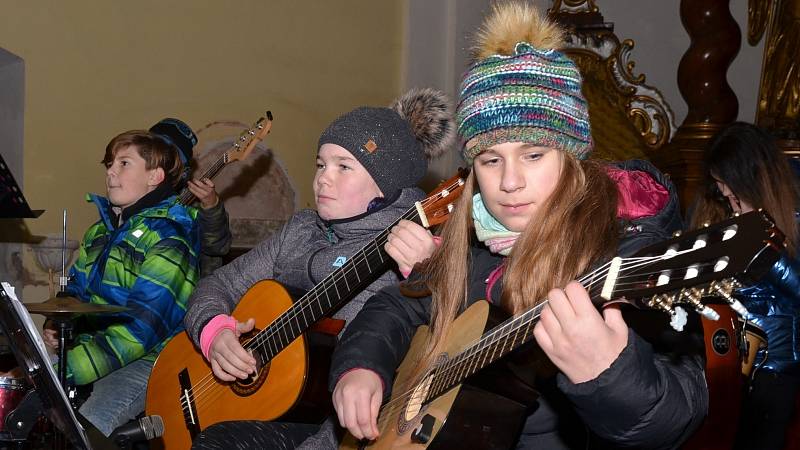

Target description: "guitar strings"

left=245, top=176, right=465, bottom=353
left=371, top=258, right=614, bottom=425
left=384, top=249, right=704, bottom=415
left=187, top=239, right=696, bottom=416
left=183, top=179, right=462, bottom=411
left=372, top=261, right=614, bottom=429
left=186, top=223, right=711, bottom=419
left=186, top=242, right=699, bottom=417
left=179, top=119, right=271, bottom=204
left=184, top=190, right=442, bottom=412
left=380, top=249, right=720, bottom=427
left=372, top=251, right=708, bottom=429
left=181, top=179, right=465, bottom=414
left=178, top=158, right=226, bottom=204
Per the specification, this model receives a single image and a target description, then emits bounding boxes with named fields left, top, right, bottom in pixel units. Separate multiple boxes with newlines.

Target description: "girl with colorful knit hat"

left=330, top=3, right=708, bottom=448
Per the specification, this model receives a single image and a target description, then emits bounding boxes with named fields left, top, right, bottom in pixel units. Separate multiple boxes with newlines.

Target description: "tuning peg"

left=266, top=111, right=273, bottom=121
left=647, top=294, right=674, bottom=314
left=679, top=287, right=720, bottom=321
left=672, top=230, right=682, bottom=238
left=709, top=279, right=749, bottom=317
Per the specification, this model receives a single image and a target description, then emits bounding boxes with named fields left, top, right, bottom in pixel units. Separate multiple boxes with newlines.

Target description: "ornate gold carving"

left=748, top=0, right=800, bottom=135
left=558, top=30, right=676, bottom=161
left=549, top=0, right=599, bottom=14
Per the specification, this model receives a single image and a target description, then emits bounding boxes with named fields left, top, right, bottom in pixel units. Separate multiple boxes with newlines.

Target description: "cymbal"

left=26, top=297, right=130, bottom=315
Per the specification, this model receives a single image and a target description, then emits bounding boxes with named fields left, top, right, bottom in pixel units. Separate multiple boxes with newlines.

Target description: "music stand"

left=0, top=153, right=43, bottom=218
left=0, top=283, right=90, bottom=449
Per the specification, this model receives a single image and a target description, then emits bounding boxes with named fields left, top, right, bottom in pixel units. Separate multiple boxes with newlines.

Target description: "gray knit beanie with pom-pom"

left=318, top=87, right=454, bottom=196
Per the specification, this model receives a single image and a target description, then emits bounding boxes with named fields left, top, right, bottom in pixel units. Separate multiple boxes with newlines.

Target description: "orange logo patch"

left=363, top=139, right=378, bottom=154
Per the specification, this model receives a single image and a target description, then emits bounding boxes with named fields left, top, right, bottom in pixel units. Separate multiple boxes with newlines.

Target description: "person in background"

left=149, top=118, right=232, bottom=277
left=690, top=121, right=800, bottom=450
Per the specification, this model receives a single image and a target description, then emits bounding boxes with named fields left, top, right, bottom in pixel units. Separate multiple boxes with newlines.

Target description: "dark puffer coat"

left=329, top=160, right=708, bottom=449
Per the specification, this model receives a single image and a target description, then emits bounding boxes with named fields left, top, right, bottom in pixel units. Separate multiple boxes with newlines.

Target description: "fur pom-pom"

left=391, top=87, right=455, bottom=159
left=473, top=1, right=564, bottom=59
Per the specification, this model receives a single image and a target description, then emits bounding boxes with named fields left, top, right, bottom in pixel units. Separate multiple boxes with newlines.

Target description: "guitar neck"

left=247, top=205, right=427, bottom=361
left=412, top=210, right=784, bottom=406
left=177, top=154, right=228, bottom=205
left=424, top=265, right=614, bottom=403
left=424, top=302, right=545, bottom=403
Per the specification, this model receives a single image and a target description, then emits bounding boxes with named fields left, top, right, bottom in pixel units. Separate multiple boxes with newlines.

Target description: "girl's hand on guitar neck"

left=208, top=318, right=258, bottom=381
left=332, top=368, right=383, bottom=440
left=533, top=281, right=629, bottom=384
left=385, top=220, right=437, bottom=278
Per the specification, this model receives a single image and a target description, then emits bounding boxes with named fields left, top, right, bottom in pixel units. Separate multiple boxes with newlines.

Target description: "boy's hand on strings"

left=533, top=281, right=628, bottom=384
left=385, top=220, right=437, bottom=278
left=332, top=368, right=383, bottom=441
left=187, top=178, right=220, bottom=210
left=208, top=318, right=257, bottom=381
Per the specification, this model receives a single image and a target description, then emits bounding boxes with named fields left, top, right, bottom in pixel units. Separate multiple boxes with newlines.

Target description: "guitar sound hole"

left=398, top=353, right=448, bottom=434
left=231, top=328, right=271, bottom=397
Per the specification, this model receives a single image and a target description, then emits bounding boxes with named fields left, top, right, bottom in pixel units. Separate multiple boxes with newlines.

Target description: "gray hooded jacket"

left=183, top=187, right=426, bottom=345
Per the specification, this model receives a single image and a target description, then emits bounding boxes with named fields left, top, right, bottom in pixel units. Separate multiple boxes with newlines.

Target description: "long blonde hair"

left=411, top=154, right=619, bottom=375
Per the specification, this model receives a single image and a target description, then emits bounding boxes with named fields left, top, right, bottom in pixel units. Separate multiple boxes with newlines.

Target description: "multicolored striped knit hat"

left=456, top=2, right=592, bottom=163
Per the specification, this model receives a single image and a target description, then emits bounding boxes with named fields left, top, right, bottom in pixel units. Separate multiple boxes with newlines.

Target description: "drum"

left=0, top=345, right=16, bottom=373
left=738, top=318, right=768, bottom=379
left=0, top=376, right=27, bottom=432
left=682, top=303, right=744, bottom=450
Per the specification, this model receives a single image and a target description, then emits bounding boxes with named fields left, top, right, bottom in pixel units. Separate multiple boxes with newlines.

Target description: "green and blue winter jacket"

left=65, top=188, right=200, bottom=385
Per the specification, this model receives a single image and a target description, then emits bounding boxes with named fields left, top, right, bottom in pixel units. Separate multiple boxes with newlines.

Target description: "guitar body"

left=146, top=280, right=334, bottom=450
left=144, top=170, right=467, bottom=449
left=341, top=301, right=533, bottom=450
left=341, top=211, right=786, bottom=450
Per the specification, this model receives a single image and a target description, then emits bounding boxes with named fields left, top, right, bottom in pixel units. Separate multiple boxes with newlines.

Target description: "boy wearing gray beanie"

left=181, top=88, right=454, bottom=449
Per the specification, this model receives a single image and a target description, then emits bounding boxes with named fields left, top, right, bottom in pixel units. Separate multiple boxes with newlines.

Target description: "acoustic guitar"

left=341, top=210, right=785, bottom=449
left=176, top=112, right=273, bottom=205
left=146, top=169, right=468, bottom=449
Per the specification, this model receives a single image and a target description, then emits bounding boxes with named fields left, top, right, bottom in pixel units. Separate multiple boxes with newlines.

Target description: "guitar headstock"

left=418, top=168, right=469, bottom=228
left=226, top=111, right=273, bottom=163
left=599, top=210, right=785, bottom=322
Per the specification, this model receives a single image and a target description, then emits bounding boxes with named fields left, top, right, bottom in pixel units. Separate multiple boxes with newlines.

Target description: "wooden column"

left=653, top=0, right=741, bottom=212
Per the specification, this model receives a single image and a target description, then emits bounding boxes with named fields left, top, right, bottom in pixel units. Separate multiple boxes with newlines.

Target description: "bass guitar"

left=341, top=210, right=785, bottom=449
left=177, top=112, right=273, bottom=205
left=146, top=169, right=468, bottom=449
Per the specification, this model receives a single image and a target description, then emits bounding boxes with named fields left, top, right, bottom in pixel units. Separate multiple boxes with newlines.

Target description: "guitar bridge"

left=179, top=368, right=201, bottom=439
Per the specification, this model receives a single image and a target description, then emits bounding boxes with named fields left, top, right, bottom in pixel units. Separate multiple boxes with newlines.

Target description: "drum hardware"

left=3, top=389, right=43, bottom=444
left=27, top=296, right=130, bottom=396
left=26, top=297, right=131, bottom=315
left=736, top=317, right=769, bottom=381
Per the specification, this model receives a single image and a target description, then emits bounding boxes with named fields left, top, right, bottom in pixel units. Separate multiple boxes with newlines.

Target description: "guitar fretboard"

left=423, top=266, right=610, bottom=403
left=241, top=185, right=466, bottom=362
left=177, top=154, right=228, bottom=205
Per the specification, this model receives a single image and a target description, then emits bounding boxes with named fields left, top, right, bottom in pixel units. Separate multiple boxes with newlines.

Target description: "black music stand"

left=0, top=283, right=90, bottom=449
left=0, top=153, right=43, bottom=218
